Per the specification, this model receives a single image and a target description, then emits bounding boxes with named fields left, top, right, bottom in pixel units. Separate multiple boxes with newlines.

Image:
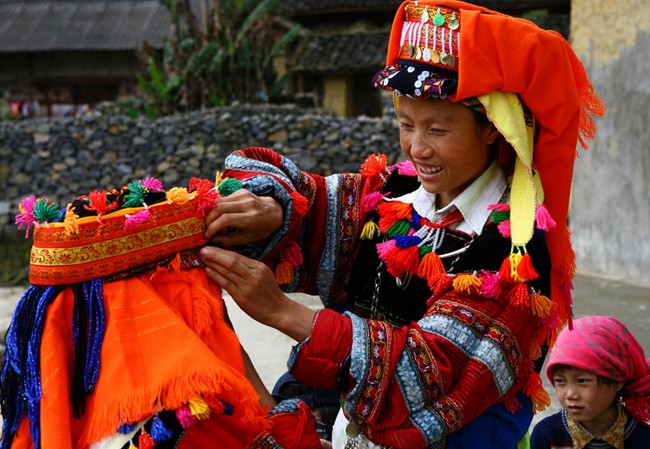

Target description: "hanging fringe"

left=577, top=84, right=606, bottom=150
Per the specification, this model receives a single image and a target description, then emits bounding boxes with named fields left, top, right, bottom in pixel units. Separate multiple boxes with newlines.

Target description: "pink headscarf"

left=546, top=315, right=650, bottom=427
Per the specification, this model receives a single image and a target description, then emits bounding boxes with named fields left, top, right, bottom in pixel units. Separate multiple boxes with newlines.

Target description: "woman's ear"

left=486, top=123, right=501, bottom=145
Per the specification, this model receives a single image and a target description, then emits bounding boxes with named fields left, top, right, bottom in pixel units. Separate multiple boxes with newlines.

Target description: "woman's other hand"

left=205, top=189, right=283, bottom=247
left=200, top=246, right=315, bottom=342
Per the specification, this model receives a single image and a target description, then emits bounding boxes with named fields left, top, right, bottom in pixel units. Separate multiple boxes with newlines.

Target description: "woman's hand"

left=200, top=246, right=315, bottom=342
left=205, top=189, right=283, bottom=247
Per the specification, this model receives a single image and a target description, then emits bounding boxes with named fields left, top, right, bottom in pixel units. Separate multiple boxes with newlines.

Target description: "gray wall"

left=570, top=0, right=650, bottom=286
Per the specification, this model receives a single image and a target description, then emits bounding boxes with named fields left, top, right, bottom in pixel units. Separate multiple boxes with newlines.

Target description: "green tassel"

left=218, top=178, right=244, bottom=196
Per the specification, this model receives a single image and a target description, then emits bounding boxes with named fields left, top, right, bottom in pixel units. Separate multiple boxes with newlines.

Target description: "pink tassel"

left=361, top=191, right=387, bottom=212
left=15, top=195, right=38, bottom=238
left=142, top=177, right=163, bottom=191
left=124, top=207, right=150, bottom=228
left=535, top=203, right=556, bottom=231
left=376, top=239, right=397, bottom=261
left=479, top=271, right=502, bottom=299
left=176, top=405, right=197, bottom=429
left=497, top=220, right=511, bottom=237
left=390, top=160, right=417, bottom=177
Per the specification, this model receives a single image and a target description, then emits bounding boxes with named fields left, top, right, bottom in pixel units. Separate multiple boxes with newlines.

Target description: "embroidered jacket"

left=225, top=147, right=556, bottom=448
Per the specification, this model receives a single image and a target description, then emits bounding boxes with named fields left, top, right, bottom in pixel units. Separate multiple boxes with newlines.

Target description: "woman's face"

left=397, top=96, right=499, bottom=208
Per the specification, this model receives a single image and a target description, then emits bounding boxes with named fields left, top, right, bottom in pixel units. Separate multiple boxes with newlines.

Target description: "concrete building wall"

left=570, top=0, right=650, bottom=285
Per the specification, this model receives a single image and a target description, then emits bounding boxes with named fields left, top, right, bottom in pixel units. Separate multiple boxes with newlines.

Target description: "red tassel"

left=290, top=191, right=308, bottom=217
left=508, top=283, right=531, bottom=308
left=138, top=430, right=155, bottom=449
left=427, top=274, right=454, bottom=296
left=385, top=245, right=420, bottom=278
left=360, top=153, right=388, bottom=178
left=499, top=256, right=514, bottom=283
left=417, top=251, right=445, bottom=279
left=516, top=253, right=539, bottom=281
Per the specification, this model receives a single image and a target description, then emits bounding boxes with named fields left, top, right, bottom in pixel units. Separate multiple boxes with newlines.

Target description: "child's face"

left=552, top=366, right=623, bottom=433
left=396, top=96, right=499, bottom=209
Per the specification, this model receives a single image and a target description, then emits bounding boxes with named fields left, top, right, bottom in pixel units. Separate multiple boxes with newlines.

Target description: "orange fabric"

left=29, top=201, right=207, bottom=285
left=10, top=266, right=268, bottom=449
left=386, top=0, right=606, bottom=331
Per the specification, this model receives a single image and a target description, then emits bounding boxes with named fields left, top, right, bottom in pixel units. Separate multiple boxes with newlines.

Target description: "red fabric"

left=546, top=316, right=650, bottom=426
left=291, top=287, right=542, bottom=448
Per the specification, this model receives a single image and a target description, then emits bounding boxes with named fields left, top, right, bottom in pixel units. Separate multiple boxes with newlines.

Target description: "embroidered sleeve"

left=224, top=147, right=386, bottom=306
left=289, top=285, right=546, bottom=448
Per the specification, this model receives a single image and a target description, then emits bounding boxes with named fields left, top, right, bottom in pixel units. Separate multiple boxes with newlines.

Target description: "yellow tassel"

left=214, top=171, right=224, bottom=187
left=417, top=251, right=445, bottom=279
left=509, top=252, right=525, bottom=283
left=530, top=292, right=552, bottom=318
left=452, top=273, right=481, bottom=295
left=360, top=221, right=380, bottom=240
left=64, top=203, right=80, bottom=235
left=275, top=259, right=294, bottom=285
left=128, top=444, right=137, bottom=449
left=166, top=187, right=191, bottom=204
left=189, top=398, right=211, bottom=420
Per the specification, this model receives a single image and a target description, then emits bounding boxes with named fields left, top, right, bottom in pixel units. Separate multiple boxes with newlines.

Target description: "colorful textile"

left=531, top=409, right=650, bottom=449
left=3, top=176, right=323, bottom=449
left=223, top=148, right=556, bottom=448
left=377, top=0, right=606, bottom=335
left=545, top=316, right=650, bottom=427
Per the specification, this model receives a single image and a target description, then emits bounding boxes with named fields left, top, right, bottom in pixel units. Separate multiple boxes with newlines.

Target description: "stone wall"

left=1, top=103, right=402, bottom=227
left=569, top=0, right=650, bottom=285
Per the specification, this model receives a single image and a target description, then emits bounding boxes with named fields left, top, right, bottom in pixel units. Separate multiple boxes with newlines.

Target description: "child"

left=531, top=315, right=650, bottom=449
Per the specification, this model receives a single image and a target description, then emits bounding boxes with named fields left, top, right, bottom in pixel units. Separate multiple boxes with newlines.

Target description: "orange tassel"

left=452, top=273, right=481, bottom=295
left=525, top=372, right=551, bottom=413
left=290, top=191, right=308, bottom=217
left=508, top=283, right=531, bottom=308
left=516, top=253, right=539, bottom=281
left=275, top=259, right=294, bottom=284
left=377, top=201, right=412, bottom=231
left=417, top=251, right=445, bottom=279
left=530, top=292, right=552, bottom=318
left=360, top=153, right=388, bottom=177
left=528, top=342, right=543, bottom=360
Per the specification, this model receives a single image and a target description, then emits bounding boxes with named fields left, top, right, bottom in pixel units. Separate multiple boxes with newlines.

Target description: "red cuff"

left=290, top=309, right=353, bottom=390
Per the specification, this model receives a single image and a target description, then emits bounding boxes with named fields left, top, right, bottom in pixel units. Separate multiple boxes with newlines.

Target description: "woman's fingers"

left=205, top=190, right=283, bottom=244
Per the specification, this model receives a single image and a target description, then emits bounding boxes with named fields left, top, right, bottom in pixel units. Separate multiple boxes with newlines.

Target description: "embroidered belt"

left=29, top=201, right=207, bottom=285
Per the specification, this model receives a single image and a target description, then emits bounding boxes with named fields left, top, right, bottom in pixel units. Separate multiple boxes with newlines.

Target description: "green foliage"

left=137, top=0, right=301, bottom=117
